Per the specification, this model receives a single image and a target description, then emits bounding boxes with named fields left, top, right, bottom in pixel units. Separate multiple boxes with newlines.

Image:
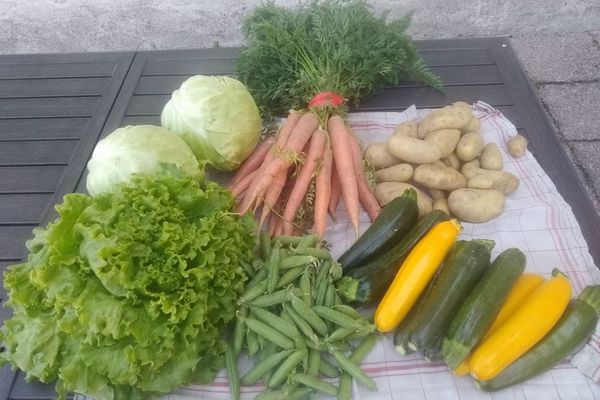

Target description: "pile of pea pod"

left=225, top=232, right=379, bottom=400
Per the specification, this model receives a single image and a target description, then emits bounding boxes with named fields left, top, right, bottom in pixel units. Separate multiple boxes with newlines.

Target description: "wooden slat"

left=142, top=58, right=236, bottom=76
left=125, top=95, right=169, bottom=116
left=0, top=166, right=65, bottom=194
left=359, top=84, right=512, bottom=110
left=0, top=225, right=34, bottom=260
left=133, top=64, right=504, bottom=96
left=419, top=48, right=494, bottom=66
left=0, top=62, right=116, bottom=80
left=121, top=115, right=161, bottom=126
left=0, top=140, right=77, bottom=166
left=0, top=194, right=53, bottom=224
left=8, top=374, right=71, bottom=400
left=0, top=97, right=100, bottom=119
left=0, top=118, right=89, bottom=141
left=0, top=78, right=109, bottom=99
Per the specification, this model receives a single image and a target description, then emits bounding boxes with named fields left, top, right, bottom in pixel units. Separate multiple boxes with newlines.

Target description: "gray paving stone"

left=568, top=141, right=600, bottom=214
left=511, top=33, right=600, bottom=83
left=537, top=83, right=600, bottom=141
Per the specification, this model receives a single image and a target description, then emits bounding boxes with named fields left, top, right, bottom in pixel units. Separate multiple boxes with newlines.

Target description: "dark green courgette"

left=406, top=240, right=494, bottom=357
left=339, top=189, right=418, bottom=271
left=394, top=264, right=443, bottom=355
left=478, top=285, right=600, bottom=391
left=442, top=248, right=526, bottom=370
left=339, top=210, right=448, bottom=306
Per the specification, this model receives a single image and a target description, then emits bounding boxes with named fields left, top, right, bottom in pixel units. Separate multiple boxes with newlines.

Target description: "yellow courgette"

left=374, top=219, right=461, bottom=333
left=484, top=273, right=545, bottom=339
left=454, top=273, right=545, bottom=376
left=469, top=269, right=571, bottom=381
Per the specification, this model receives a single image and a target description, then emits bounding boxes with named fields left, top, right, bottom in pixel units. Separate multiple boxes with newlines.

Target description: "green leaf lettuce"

left=0, top=172, right=257, bottom=400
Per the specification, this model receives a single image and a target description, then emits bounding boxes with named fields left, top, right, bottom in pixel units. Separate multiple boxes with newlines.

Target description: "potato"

left=387, top=135, right=443, bottom=164
left=393, top=121, right=418, bottom=138
left=413, top=164, right=467, bottom=191
left=364, top=142, right=402, bottom=169
left=428, top=188, right=447, bottom=200
left=463, top=116, right=481, bottom=134
left=462, top=162, right=519, bottom=194
left=433, top=198, right=450, bottom=215
left=507, top=134, right=528, bottom=158
left=480, top=143, right=503, bottom=170
left=418, top=105, right=473, bottom=138
left=375, top=182, right=432, bottom=216
left=375, top=163, right=413, bottom=182
left=424, top=129, right=461, bottom=157
left=456, top=132, right=485, bottom=161
left=448, top=188, right=505, bottom=223
left=442, top=153, right=461, bottom=170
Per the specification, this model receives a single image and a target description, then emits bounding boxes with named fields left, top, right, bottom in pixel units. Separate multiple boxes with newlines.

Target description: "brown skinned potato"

left=387, top=135, right=443, bottom=164
left=375, top=182, right=432, bottom=216
left=462, top=162, right=520, bottom=194
left=375, top=163, right=413, bottom=182
left=413, top=163, right=467, bottom=191
left=480, top=143, right=503, bottom=170
left=456, top=132, right=485, bottom=161
left=507, top=135, right=528, bottom=158
left=448, top=188, right=505, bottom=223
left=364, top=142, right=402, bottom=169
left=424, top=129, right=461, bottom=158
left=417, top=105, right=473, bottom=138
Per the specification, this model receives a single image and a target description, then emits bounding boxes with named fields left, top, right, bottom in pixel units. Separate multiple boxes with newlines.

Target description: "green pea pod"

left=267, top=243, right=282, bottom=293
left=330, top=349, right=376, bottom=390
left=288, top=292, right=328, bottom=337
left=268, top=350, right=306, bottom=388
left=293, top=373, right=338, bottom=396
left=241, top=349, right=294, bottom=385
left=224, top=341, right=240, bottom=400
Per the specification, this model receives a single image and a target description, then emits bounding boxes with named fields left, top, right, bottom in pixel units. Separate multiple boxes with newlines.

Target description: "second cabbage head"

left=161, top=75, right=262, bottom=171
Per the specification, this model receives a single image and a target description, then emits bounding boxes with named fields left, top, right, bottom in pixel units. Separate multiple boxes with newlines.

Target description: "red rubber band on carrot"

left=308, top=92, right=345, bottom=109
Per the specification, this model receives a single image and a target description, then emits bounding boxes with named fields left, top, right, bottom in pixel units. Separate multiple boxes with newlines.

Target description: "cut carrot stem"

left=328, top=161, right=341, bottom=219
left=230, top=136, right=275, bottom=187
left=230, top=169, right=258, bottom=198
left=347, top=128, right=381, bottom=222
left=328, top=115, right=360, bottom=236
left=313, top=142, right=332, bottom=238
left=281, top=129, right=326, bottom=235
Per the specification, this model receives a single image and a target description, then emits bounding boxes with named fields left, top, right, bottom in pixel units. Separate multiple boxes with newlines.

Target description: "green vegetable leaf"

left=1, top=172, right=257, bottom=399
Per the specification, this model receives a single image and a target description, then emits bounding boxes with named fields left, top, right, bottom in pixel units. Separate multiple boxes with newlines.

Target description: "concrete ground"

left=0, top=0, right=599, bottom=213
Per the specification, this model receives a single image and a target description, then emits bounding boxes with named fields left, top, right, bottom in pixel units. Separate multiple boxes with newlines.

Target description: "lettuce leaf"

left=0, top=172, right=257, bottom=399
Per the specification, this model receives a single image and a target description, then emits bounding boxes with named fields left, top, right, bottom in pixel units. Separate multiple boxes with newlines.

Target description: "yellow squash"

left=453, top=273, right=545, bottom=376
left=469, top=269, right=571, bottom=381
left=374, top=219, right=461, bottom=333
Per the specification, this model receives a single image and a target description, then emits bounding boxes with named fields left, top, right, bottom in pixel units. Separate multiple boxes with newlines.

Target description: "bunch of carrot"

left=229, top=110, right=381, bottom=238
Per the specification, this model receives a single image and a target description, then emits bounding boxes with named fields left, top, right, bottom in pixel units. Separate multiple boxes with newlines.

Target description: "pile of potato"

left=365, top=102, right=527, bottom=223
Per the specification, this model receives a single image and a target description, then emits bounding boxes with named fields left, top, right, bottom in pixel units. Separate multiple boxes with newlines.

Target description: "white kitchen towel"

left=78, top=103, right=600, bottom=399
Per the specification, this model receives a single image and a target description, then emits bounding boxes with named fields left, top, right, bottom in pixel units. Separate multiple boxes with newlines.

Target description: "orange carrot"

left=237, top=111, right=302, bottom=212
left=328, top=161, right=341, bottom=218
left=328, top=115, right=360, bottom=236
left=229, top=136, right=275, bottom=187
left=259, top=169, right=288, bottom=227
left=347, top=128, right=381, bottom=221
left=313, top=145, right=332, bottom=238
left=245, top=112, right=319, bottom=212
left=281, top=129, right=326, bottom=235
left=230, top=169, right=258, bottom=198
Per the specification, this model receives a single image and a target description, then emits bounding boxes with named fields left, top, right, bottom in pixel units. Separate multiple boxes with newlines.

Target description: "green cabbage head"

left=86, top=125, right=203, bottom=196
left=161, top=75, right=262, bottom=171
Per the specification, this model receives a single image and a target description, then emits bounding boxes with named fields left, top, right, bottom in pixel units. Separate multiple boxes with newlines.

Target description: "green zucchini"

left=478, top=285, right=600, bottom=391
left=442, top=248, right=526, bottom=370
left=394, top=265, right=442, bottom=355
left=339, top=189, right=418, bottom=271
left=339, top=210, right=448, bottom=306
left=407, top=240, right=494, bottom=356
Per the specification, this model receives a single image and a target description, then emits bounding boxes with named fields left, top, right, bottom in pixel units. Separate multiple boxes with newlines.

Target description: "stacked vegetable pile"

left=0, top=172, right=257, bottom=399
left=231, top=0, right=441, bottom=237
left=335, top=191, right=600, bottom=392
left=366, top=102, right=523, bottom=222
left=227, top=233, right=378, bottom=399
